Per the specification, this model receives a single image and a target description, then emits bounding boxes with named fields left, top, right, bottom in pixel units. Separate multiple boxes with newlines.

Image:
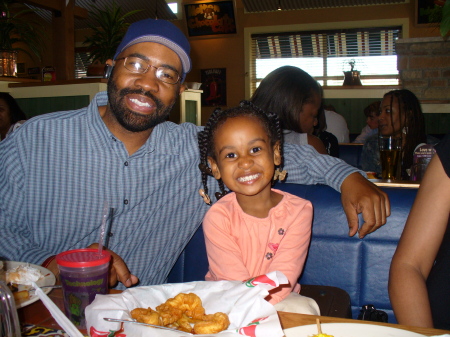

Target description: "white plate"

left=283, top=323, right=425, bottom=337
left=4, top=261, right=56, bottom=308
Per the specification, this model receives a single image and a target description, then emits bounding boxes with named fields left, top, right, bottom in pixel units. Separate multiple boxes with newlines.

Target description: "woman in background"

left=250, top=66, right=328, bottom=155
left=0, top=93, right=27, bottom=141
left=361, top=89, right=437, bottom=180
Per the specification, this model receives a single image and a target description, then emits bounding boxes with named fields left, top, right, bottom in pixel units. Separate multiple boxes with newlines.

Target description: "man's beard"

left=107, top=76, right=177, bottom=132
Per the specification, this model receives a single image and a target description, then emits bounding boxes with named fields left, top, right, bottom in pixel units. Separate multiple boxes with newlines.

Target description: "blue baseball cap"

left=114, top=19, right=191, bottom=78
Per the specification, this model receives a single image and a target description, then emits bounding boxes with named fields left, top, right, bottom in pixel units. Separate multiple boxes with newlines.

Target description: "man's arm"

left=283, top=143, right=390, bottom=237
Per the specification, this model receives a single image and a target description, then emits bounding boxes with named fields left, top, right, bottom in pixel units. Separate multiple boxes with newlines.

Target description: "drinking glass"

left=379, top=136, right=402, bottom=180
left=0, top=280, right=21, bottom=337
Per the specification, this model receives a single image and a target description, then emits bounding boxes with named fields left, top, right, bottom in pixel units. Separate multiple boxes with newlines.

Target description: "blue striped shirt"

left=0, top=92, right=358, bottom=288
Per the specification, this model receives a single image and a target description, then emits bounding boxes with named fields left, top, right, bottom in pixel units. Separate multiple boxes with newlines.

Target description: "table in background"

left=19, top=288, right=450, bottom=336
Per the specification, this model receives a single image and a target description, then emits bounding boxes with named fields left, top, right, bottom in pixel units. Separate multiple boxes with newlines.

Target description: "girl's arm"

left=266, top=199, right=313, bottom=304
left=389, top=154, right=450, bottom=327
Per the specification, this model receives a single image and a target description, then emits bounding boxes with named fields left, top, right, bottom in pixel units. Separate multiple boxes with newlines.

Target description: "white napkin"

left=31, top=281, right=84, bottom=337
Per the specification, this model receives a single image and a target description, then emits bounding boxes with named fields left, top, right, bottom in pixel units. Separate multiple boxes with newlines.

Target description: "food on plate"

left=3, top=263, right=45, bottom=302
left=6, top=264, right=44, bottom=285
left=130, top=292, right=230, bottom=334
left=313, top=318, right=334, bottom=337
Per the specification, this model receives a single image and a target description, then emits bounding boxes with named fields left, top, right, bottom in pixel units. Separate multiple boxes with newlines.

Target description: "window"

left=250, top=26, right=401, bottom=93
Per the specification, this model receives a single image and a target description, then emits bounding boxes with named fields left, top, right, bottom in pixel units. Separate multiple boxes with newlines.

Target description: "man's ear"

left=179, top=83, right=186, bottom=95
left=208, top=157, right=221, bottom=180
left=273, top=142, right=282, bottom=166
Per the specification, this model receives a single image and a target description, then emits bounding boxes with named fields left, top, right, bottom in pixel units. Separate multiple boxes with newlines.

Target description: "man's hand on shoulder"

left=341, top=172, right=390, bottom=238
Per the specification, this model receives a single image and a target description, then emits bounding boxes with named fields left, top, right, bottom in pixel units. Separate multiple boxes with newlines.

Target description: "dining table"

left=18, top=288, right=450, bottom=337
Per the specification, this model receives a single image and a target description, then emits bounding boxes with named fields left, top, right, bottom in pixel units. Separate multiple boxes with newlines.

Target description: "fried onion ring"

left=131, top=292, right=230, bottom=334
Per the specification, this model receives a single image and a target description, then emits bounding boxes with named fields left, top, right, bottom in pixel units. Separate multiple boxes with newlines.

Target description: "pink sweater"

left=203, top=189, right=312, bottom=304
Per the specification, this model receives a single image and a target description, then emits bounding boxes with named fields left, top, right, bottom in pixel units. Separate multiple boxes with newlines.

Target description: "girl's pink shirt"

left=203, top=189, right=313, bottom=304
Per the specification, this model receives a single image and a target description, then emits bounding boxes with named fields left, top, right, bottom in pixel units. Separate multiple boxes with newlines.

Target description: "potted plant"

left=82, top=2, right=142, bottom=76
left=0, top=0, right=46, bottom=77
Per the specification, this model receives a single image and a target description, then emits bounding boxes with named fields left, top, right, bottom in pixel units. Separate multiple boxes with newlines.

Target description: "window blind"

left=250, top=26, right=401, bottom=91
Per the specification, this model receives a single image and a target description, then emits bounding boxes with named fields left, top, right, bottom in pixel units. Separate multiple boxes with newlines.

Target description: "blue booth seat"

left=338, top=143, right=364, bottom=169
left=167, top=183, right=417, bottom=323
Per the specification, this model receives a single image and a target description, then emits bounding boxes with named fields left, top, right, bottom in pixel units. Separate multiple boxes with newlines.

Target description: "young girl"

left=197, top=101, right=319, bottom=314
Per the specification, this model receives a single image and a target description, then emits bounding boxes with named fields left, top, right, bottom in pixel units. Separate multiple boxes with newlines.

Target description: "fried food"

left=193, top=312, right=230, bottom=334
left=130, top=307, right=161, bottom=325
left=131, top=292, right=229, bottom=334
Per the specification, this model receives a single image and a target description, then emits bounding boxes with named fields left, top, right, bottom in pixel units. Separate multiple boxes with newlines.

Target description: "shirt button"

left=124, top=199, right=129, bottom=205
left=124, top=161, right=129, bottom=166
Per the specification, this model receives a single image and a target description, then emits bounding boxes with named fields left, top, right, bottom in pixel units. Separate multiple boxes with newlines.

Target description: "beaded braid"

left=197, top=100, right=284, bottom=204
left=385, top=89, right=426, bottom=179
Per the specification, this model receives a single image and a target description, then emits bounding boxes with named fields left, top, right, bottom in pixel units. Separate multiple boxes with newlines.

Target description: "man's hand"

left=88, top=243, right=139, bottom=287
left=341, top=172, right=390, bottom=238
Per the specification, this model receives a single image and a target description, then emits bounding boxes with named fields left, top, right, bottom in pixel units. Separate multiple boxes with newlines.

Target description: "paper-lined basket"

left=86, top=271, right=287, bottom=337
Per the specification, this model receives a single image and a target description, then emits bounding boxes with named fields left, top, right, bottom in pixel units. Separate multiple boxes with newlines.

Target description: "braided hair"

left=383, top=89, right=426, bottom=180
left=197, top=100, right=284, bottom=204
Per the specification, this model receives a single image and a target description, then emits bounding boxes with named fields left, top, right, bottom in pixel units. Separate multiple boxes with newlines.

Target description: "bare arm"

left=389, top=154, right=450, bottom=327
left=306, top=134, right=328, bottom=155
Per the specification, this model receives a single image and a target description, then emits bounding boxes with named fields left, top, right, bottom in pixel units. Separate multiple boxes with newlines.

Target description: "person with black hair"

left=361, top=89, right=438, bottom=180
left=0, top=93, right=27, bottom=141
left=353, top=101, right=380, bottom=144
left=250, top=66, right=328, bottom=155
left=197, top=101, right=319, bottom=314
left=1, top=18, right=389, bottom=290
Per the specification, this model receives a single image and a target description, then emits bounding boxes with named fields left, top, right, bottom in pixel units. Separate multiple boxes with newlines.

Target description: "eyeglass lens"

left=123, top=57, right=180, bottom=84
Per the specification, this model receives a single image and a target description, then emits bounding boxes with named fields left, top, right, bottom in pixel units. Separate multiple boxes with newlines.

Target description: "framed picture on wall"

left=415, top=0, right=446, bottom=25
left=184, top=0, right=237, bottom=37
left=201, top=68, right=227, bottom=107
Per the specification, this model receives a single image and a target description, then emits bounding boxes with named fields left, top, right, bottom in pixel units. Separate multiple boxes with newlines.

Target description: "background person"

left=250, top=65, right=328, bottom=155
left=0, top=93, right=27, bottom=141
left=353, top=101, right=380, bottom=144
left=198, top=101, right=319, bottom=314
left=323, top=104, right=350, bottom=143
left=361, top=89, right=438, bottom=180
left=389, top=132, right=450, bottom=329
left=0, top=19, right=389, bottom=290
left=314, top=105, right=339, bottom=157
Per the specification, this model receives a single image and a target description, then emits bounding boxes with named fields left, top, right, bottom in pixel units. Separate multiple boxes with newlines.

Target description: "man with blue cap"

left=0, top=19, right=389, bottom=289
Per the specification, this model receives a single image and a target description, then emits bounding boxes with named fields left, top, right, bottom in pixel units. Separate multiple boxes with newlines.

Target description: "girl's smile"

left=208, top=115, right=281, bottom=201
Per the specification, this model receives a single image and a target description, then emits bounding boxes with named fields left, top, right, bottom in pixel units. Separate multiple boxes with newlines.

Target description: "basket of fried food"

left=131, top=292, right=229, bottom=334
left=86, top=272, right=289, bottom=337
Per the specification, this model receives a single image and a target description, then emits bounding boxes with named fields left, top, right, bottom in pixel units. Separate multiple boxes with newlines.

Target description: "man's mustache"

left=119, top=88, right=164, bottom=110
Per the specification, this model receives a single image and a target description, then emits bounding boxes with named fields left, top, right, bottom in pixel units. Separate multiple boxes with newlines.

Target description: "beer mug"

left=379, top=136, right=402, bottom=180
left=0, top=280, right=22, bottom=337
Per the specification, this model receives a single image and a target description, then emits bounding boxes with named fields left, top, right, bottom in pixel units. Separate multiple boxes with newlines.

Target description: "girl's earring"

left=273, top=168, right=287, bottom=181
left=198, top=189, right=211, bottom=205
left=402, top=126, right=408, bottom=135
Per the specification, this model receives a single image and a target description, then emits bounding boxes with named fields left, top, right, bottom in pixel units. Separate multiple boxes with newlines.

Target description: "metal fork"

left=103, top=317, right=194, bottom=335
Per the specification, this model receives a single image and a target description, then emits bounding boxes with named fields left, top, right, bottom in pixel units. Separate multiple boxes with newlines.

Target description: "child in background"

left=197, top=101, right=319, bottom=314
left=353, top=101, right=380, bottom=144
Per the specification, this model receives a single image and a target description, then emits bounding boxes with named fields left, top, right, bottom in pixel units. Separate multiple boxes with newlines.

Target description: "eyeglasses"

left=115, top=56, right=181, bottom=84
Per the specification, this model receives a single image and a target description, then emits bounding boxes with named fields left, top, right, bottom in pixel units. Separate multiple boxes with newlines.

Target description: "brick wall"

left=396, top=37, right=450, bottom=100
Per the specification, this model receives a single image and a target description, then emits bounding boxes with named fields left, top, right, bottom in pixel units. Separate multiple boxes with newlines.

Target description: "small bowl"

left=185, top=82, right=202, bottom=90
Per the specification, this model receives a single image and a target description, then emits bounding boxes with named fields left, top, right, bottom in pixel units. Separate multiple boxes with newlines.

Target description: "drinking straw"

left=31, top=282, right=84, bottom=337
left=97, top=201, right=109, bottom=256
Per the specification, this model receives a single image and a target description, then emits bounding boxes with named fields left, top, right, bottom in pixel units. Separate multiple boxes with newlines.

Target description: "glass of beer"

left=379, top=136, right=402, bottom=180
